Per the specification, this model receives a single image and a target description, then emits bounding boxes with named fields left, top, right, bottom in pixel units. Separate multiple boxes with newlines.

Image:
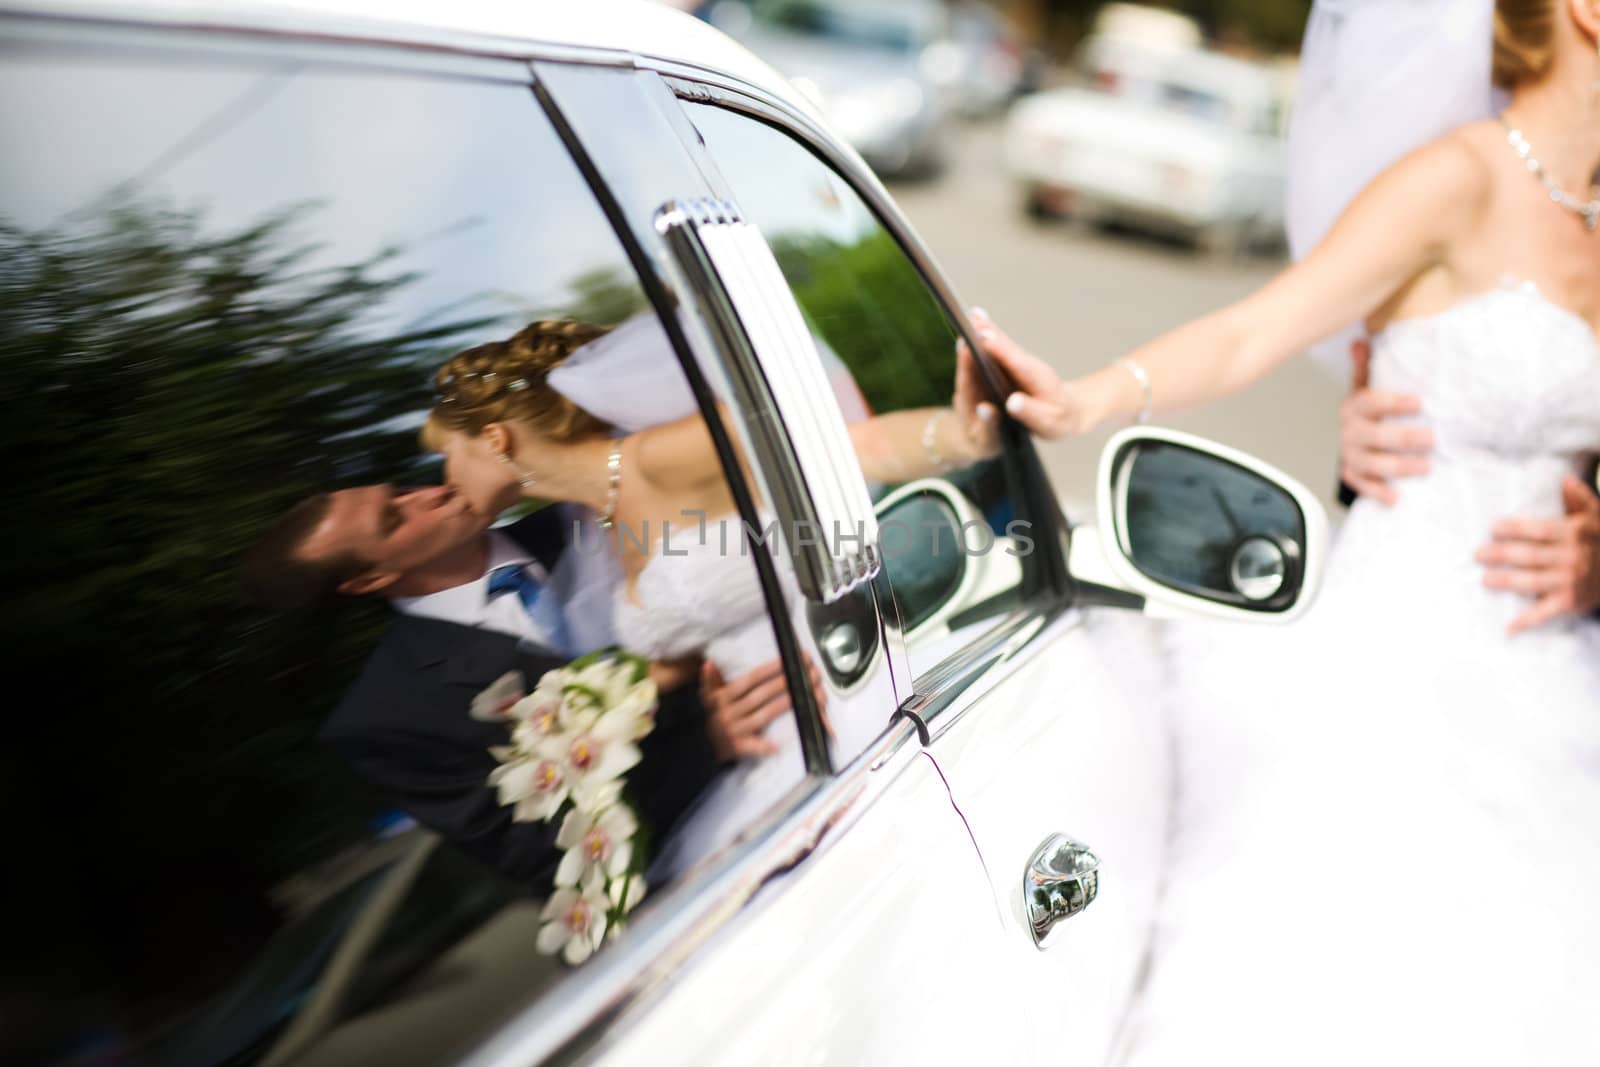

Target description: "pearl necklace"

left=1499, top=116, right=1600, bottom=233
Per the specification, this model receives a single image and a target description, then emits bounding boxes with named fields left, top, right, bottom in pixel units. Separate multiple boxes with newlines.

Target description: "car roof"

left=1, top=0, right=825, bottom=120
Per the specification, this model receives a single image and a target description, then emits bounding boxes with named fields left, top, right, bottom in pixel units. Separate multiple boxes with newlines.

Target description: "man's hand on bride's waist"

left=1338, top=338, right=1434, bottom=506
left=700, top=655, right=829, bottom=763
left=1477, top=473, right=1600, bottom=635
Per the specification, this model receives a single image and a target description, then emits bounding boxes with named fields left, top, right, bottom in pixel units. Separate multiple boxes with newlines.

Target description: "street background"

left=891, top=118, right=1344, bottom=514
left=677, top=0, right=1346, bottom=514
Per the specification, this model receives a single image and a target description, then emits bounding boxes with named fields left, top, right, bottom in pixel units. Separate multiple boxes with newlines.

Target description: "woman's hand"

left=952, top=337, right=1002, bottom=460
left=966, top=309, right=1098, bottom=439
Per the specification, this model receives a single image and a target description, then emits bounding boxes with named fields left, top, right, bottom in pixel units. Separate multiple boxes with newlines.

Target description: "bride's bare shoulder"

left=1415, top=123, right=1498, bottom=196
left=1368, top=125, right=1495, bottom=232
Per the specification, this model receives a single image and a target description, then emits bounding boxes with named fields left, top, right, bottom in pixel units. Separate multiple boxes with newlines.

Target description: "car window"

left=3, top=34, right=802, bottom=1066
left=684, top=101, right=1033, bottom=689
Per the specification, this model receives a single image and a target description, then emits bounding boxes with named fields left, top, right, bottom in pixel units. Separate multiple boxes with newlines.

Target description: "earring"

left=499, top=452, right=536, bottom=490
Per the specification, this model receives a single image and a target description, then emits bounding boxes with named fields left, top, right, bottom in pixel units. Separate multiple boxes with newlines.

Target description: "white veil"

left=1286, top=0, right=1498, bottom=377
left=546, top=309, right=871, bottom=432
left=545, top=311, right=701, bottom=434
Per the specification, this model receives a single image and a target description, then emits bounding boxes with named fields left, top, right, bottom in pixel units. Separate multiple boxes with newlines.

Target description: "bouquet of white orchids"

left=471, top=649, right=658, bottom=965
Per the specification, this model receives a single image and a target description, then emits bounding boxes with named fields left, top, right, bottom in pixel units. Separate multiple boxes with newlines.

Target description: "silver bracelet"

left=1118, top=357, right=1152, bottom=424
left=921, top=408, right=952, bottom=473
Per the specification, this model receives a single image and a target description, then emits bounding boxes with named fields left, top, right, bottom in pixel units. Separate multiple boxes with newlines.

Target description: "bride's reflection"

left=423, top=314, right=1000, bottom=873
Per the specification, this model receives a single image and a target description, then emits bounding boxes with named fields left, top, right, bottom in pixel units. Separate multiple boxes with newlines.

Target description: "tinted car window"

left=686, top=101, right=1031, bottom=686
left=3, top=34, right=796, bottom=1065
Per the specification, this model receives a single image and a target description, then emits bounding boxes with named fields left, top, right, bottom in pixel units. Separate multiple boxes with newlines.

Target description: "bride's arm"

left=996, top=136, right=1492, bottom=438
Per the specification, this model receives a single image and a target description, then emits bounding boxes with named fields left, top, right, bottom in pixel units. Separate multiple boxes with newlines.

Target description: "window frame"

left=654, top=72, right=1078, bottom=740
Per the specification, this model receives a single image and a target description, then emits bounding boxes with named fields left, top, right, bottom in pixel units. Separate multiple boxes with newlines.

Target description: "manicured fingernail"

left=1006, top=393, right=1025, bottom=415
left=972, top=306, right=990, bottom=319
left=978, top=327, right=997, bottom=342
left=978, top=403, right=997, bottom=421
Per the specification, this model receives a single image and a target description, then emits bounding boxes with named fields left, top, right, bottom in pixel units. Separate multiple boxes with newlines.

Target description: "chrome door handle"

left=1024, top=833, right=1100, bottom=948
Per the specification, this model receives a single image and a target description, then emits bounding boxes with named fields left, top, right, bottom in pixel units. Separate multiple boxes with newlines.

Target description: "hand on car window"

left=964, top=308, right=1092, bottom=439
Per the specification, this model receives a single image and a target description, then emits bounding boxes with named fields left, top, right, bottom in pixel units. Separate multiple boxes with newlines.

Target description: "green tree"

left=1, top=200, right=497, bottom=1009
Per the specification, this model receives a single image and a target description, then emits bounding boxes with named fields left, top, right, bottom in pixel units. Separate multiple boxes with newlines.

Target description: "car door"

left=537, top=61, right=1173, bottom=1065
left=463, top=58, right=1047, bottom=1067
left=644, top=68, right=1172, bottom=1066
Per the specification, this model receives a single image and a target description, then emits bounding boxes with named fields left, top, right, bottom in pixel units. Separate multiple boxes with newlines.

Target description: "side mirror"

left=874, top=478, right=1023, bottom=645
left=1092, top=427, right=1328, bottom=622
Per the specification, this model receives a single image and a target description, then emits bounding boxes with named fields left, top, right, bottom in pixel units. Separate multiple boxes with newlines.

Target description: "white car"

left=1005, top=32, right=1291, bottom=255
left=2, top=3, right=1325, bottom=1065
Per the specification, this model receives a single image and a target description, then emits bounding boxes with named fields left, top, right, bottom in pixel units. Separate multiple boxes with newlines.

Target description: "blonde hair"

left=1493, top=0, right=1558, bottom=89
left=426, top=319, right=611, bottom=447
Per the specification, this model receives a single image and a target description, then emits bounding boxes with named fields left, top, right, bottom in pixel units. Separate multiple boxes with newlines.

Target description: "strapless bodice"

left=1342, top=279, right=1600, bottom=636
left=1371, top=280, right=1600, bottom=464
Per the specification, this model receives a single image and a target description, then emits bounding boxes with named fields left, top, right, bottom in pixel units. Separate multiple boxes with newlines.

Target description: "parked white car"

left=1005, top=32, right=1291, bottom=255
left=3, top=3, right=1326, bottom=1065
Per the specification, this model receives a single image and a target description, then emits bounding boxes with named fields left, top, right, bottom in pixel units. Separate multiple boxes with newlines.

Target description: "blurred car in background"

left=1004, top=30, right=1290, bottom=256
left=945, top=0, right=1045, bottom=116
left=1090, top=1, right=1202, bottom=51
left=703, top=0, right=954, bottom=178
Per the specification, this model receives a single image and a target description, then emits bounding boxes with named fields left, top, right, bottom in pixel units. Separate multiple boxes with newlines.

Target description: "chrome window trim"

left=654, top=197, right=881, bottom=604
left=529, top=62, right=837, bottom=775
left=658, top=78, right=1078, bottom=719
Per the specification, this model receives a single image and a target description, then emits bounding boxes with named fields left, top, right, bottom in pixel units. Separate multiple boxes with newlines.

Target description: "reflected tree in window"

left=0, top=200, right=496, bottom=1040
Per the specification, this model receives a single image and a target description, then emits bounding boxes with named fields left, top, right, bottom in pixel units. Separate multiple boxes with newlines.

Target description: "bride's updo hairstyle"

left=1493, top=0, right=1557, bottom=88
left=427, top=319, right=610, bottom=446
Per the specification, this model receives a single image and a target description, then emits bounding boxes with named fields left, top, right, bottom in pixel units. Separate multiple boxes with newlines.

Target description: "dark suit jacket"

left=320, top=509, right=719, bottom=890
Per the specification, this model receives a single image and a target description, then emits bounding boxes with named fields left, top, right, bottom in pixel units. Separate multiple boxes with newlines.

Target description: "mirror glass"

left=877, top=490, right=966, bottom=632
left=1117, top=441, right=1305, bottom=611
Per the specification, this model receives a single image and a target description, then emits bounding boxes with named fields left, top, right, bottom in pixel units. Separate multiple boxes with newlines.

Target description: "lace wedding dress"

left=1116, top=281, right=1600, bottom=1065
left=614, top=525, right=812, bottom=879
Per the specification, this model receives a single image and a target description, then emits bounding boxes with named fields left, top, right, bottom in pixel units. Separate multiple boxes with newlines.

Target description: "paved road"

left=889, top=119, right=1346, bottom=517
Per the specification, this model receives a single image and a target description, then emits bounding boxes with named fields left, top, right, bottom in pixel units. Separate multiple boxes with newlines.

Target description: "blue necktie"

left=486, top=563, right=571, bottom=656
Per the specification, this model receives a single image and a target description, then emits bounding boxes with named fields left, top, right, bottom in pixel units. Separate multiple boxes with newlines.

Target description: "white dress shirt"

left=392, top=508, right=621, bottom=657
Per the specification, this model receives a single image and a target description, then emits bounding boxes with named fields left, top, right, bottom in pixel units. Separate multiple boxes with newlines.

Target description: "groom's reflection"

left=241, top=483, right=793, bottom=892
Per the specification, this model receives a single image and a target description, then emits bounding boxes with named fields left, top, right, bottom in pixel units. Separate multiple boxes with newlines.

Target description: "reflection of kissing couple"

left=250, top=309, right=1002, bottom=884
left=243, top=317, right=820, bottom=889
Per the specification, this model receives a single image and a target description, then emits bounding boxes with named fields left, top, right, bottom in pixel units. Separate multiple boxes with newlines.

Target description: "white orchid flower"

left=536, top=870, right=610, bottom=965
left=611, top=680, right=659, bottom=741
left=593, top=658, right=644, bottom=709
left=560, top=683, right=605, bottom=731
left=608, top=873, right=646, bottom=917
left=469, top=671, right=525, bottom=722
left=554, top=804, right=638, bottom=887
left=570, top=776, right=625, bottom=815
left=557, top=708, right=642, bottom=799
left=508, top=686, right=563, bottom=740
left=487, top=755, right=569, bottom=823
